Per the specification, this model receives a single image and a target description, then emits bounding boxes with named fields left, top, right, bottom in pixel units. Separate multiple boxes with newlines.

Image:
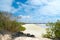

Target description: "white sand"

left=14, top=37, right=52, bottom=40
left=22, top=24, right=47, bottom=38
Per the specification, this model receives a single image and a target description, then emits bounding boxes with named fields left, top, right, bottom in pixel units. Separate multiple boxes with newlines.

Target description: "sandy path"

left=14, top=37, right=52, bottom=40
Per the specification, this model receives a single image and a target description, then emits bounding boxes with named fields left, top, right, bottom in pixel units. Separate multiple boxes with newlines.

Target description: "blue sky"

left=0, top=0, right=60, bottom=23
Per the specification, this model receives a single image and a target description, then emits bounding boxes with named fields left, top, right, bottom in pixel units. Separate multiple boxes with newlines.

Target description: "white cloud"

left=0, top=0, right=13, bottom=12
left=17, top=15, right=32, bottom=23
left=26, top=0, right=60, bottom=16
left=18, top=15, right=31, bottom=19
left=25, top=0, right=60, bottom=19
left=42, top=0, right=60, bottom=15
left=14, top=0, right=60, bottom=23
left=1, top=0, right=60, bottom=16
left=1, top=0, right=60, bottom=23
left=26, top=0, right=48, bottom=6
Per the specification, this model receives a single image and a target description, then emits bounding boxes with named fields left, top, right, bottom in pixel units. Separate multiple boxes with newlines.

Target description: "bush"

left=0, top=11, right=26, bottom=33
left=43, top=20, right=60, bottom=39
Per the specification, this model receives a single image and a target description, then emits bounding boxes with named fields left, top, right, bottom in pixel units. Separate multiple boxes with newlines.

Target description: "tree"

left=0, top=11, right=26, bottom=33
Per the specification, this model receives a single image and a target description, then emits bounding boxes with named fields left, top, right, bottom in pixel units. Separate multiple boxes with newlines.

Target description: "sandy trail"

left=14, top=37, right=52, bottom=40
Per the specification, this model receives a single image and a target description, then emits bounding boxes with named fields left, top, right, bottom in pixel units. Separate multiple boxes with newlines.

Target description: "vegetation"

left=43, top=20, right=60, bottom=39
left=0, top=11, right=26, bottom=33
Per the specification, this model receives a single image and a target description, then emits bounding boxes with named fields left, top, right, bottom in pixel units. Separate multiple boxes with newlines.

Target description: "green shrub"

left=43, top=20, right=60, bottom=38
left=0, top=11, right=26, bottom=33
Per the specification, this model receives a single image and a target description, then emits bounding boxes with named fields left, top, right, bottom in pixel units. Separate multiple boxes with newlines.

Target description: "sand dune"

left=0, top=34, right=52, bottom=40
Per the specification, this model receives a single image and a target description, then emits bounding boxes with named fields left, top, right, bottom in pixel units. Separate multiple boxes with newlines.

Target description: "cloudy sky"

left=0, top=0, right=60, bottom=23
